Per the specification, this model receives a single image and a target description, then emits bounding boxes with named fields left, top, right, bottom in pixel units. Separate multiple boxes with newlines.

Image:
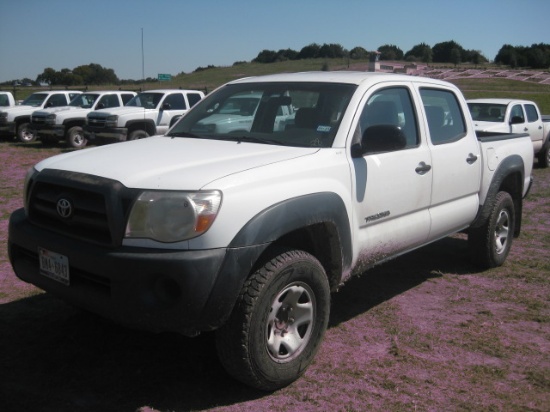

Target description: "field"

left=1, top=71, right=549, bottom=411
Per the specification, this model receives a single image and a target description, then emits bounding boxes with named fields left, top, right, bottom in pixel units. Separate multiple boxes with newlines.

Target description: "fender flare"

left=229, top=191, right=353, bottom=269
left=471, top=154, right=525, bottom=234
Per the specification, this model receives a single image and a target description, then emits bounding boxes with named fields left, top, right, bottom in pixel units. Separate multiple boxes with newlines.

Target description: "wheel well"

left=127, top=121, right=155, bottom=135
left=253, top=223, right=344, bottom=291
left=498, top=171, right=523, bottom=237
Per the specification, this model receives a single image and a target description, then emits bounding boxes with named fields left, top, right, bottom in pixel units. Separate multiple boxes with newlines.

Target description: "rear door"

left=418, top=86, right=481, bottom=239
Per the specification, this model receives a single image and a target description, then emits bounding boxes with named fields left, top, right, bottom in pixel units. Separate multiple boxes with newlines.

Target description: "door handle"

left=524, top=127, right=528, bottom=132
left=467, top=153, right=478, bottom=164
left=415, top=161, right=431, bottom=175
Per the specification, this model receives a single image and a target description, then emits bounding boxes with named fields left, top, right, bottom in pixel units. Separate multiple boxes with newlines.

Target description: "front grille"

left=28, top=169, right=139, bottom=247
left=31, top=114, right=48, bottom=126
left=87, top=116, right=106, bottom=128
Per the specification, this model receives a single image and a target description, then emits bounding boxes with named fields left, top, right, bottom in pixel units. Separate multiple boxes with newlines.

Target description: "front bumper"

left=31, top=123, right=66, bottom=137
left=83, top=126, right=127, bottom=141
left=8, top=208, right=261, bottom=335
left=0, top=121, right=16, bottom=135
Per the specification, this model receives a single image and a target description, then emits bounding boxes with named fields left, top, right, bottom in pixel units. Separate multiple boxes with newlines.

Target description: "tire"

left=17, top=122, right=37, bottom=143
left=66, top=126, right=87, bottom=149
left=128, top=130, right=149, bottom=140
left=468, top=191, right=515, bottom=269
left=538, top=141, right=550, bottom=168
left=216, top=249, right=330, bottom=391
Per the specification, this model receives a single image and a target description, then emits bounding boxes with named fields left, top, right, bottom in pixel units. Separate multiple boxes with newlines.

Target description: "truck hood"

left=1, top=105, right=39, bottom=115
left=89, top=106, right=151, bottom=118
left=33, top=106, right=87, bottom=117
left=472, top=121, right=508, bottom=132
left=35, top=136, right=318, bottom=190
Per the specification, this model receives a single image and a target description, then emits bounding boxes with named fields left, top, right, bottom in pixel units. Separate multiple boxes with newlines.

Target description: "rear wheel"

left=216, top=249, right=330, bottom=391
left=66, top=126, right=87, bottom=149
left=17, top=123, right=36, bottom=143
left=469, top=191, right=515, bottom=269
left=538, top=141, right=550, bottom=168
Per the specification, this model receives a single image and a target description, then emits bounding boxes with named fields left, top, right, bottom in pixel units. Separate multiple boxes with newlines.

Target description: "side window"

left=163, top=93, right=187, bottom=110
left=68, top=93, right=81, bottom=101
left=510, top=104, right=524, bottom=123
left=187, top=93, right=202, bottom=107
left=356, top=87, right=419, bottom=153
left=121, top=94, right=134, bottom=105
left=97, top=94, right=119, bottom=109
left=420, top=88, right=466, bottom=145
left=525, top=104, right=539, bottom=123
left=45, top=94, right=69, bottom=107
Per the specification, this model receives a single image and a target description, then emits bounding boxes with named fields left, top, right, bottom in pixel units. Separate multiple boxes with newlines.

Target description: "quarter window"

left=420, top=88, right=466, bottom=145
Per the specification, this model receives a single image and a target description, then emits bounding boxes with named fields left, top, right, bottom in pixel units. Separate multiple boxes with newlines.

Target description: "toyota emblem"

left=56, top=198, right=73, bottom=219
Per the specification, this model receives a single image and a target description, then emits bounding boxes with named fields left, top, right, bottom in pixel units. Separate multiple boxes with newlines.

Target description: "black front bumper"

left=8, top=208, right=260, bottom=336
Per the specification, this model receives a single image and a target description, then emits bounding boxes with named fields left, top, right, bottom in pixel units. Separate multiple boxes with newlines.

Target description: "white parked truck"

left=0, top=90, right=82, bottom=142
left=0, top=91, right=16, bottom=108
left=83, top=89, right=204, bottom=142
left=9, top=72, right=533, bottom=391
left=467, top=98, right=550, bottom=167
left=30, top=91, right=136, bottom=148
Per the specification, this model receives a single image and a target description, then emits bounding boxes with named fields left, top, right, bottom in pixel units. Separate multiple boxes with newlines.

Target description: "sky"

left=1, top=0, right=549, bottom=83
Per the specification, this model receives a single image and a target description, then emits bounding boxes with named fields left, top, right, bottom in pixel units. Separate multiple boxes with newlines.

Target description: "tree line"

left=3, top=41, right=549, bottom=87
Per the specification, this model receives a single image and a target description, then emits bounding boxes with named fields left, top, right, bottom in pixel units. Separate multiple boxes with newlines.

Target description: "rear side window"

left=187, top=93, right=202, bottom=107
left=46, top=94, right=69, bottom=107
left=420, top=88, right=466, bottom=145
left=163, top=93, right=187, bottom=110
left=121, top=94, right=134, bottom=105
left=525, top=104, right=539, bottom=123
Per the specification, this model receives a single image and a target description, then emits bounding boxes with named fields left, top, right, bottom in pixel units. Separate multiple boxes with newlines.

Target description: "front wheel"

left=216, top=249, right=330, bottom=391
left=468, top=191, right=515, bottom=269
left=17, top=123, right=36, bottom=143
left=128, top=129, right=149, bottom=140
left=66, top=126, right=87, bottom=149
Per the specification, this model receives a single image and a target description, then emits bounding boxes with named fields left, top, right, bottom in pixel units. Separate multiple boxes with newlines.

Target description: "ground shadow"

left=0, top=236, right=478, bottom=411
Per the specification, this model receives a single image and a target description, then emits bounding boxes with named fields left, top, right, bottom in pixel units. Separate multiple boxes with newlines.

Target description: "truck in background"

left=0, top=90, right=82, bottom=142
left=0, top=91, right=16, bottom=108
left=84, top=89, right=204, bottom=143
left=467, top=98, right=550, bottom=167
left=30, top=91, right=136, bottom=148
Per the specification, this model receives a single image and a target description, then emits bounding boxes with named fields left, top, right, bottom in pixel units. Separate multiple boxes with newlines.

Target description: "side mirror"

left=510, top=116, right=524, bottom=125
left=352, top=125, right=407, bottom=157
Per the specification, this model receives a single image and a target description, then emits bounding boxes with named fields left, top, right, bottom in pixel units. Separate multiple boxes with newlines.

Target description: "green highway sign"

left=158, top=73, right=172, bottom=81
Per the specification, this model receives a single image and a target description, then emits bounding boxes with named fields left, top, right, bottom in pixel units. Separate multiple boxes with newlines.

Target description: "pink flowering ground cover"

left=0, top=141, right=549, bottom=412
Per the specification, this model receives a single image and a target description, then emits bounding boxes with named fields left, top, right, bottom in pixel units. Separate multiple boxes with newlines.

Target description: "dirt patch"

left=1, top=142, right=549, bottom=411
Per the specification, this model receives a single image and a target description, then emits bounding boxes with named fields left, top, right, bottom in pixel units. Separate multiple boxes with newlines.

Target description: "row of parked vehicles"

left=1, top=87, right=549, bottom=167
left=0, top=88, right=205, bottom=148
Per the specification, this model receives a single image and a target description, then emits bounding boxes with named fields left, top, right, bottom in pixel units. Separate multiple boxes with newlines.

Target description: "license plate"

left=39, top=248, right=70, bottom=285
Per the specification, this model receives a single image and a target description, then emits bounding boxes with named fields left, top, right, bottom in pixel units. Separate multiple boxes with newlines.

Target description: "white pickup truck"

left=0, top=91, right=16, bottom=108
left=30, top=91, right=137, bottom=149
left=0, top=90, right=82, bottom=142
left=84, top=89, right=204, bottom=142
left=467, top=98, right=550, bottom=167
left=9, top=72, right=533, bottom=391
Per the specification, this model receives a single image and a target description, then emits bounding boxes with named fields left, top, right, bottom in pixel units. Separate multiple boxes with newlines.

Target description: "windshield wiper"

left=166, top=131, right=203, bottom=139
left=224, top=135, right=283, bottom=145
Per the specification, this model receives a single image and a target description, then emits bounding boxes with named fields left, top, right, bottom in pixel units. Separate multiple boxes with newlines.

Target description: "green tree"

left=404, top=43, right=432, bottom=63
left=378, top=44, right=404, bottom=60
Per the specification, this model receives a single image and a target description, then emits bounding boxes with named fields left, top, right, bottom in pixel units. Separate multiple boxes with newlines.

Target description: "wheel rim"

left=494, top=209, right=510, bottom=254
left=21, top=129, right=34, bottom=142
left=73, top=132, right=84, bottom=146
left=266, top=282, right=315, bottom=363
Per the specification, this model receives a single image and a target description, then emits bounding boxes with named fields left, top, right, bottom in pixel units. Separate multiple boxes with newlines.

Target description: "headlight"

left=46, top=114, right=56, bottom=125
left=125, top=190, right=222, bottom=242
left=105, top=115, right=118, bottom=128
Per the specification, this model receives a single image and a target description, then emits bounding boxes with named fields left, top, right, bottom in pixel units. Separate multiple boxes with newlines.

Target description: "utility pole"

left=141, top=28, right=145, bottom=81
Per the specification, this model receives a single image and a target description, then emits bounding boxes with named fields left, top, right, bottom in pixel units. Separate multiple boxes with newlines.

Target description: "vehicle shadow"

left=0, top=236, right=477, bottom=412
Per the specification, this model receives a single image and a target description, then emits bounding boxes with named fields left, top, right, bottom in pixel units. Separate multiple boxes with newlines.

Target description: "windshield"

left=69, top=93, right=99, bottom=109
left=126, top=92, right=164, bottom=109
left=468, top=103, right=507, bottom=122
left=22, top=93, right=48, bottom=107
left=168, top=82, right=356, bottom=148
